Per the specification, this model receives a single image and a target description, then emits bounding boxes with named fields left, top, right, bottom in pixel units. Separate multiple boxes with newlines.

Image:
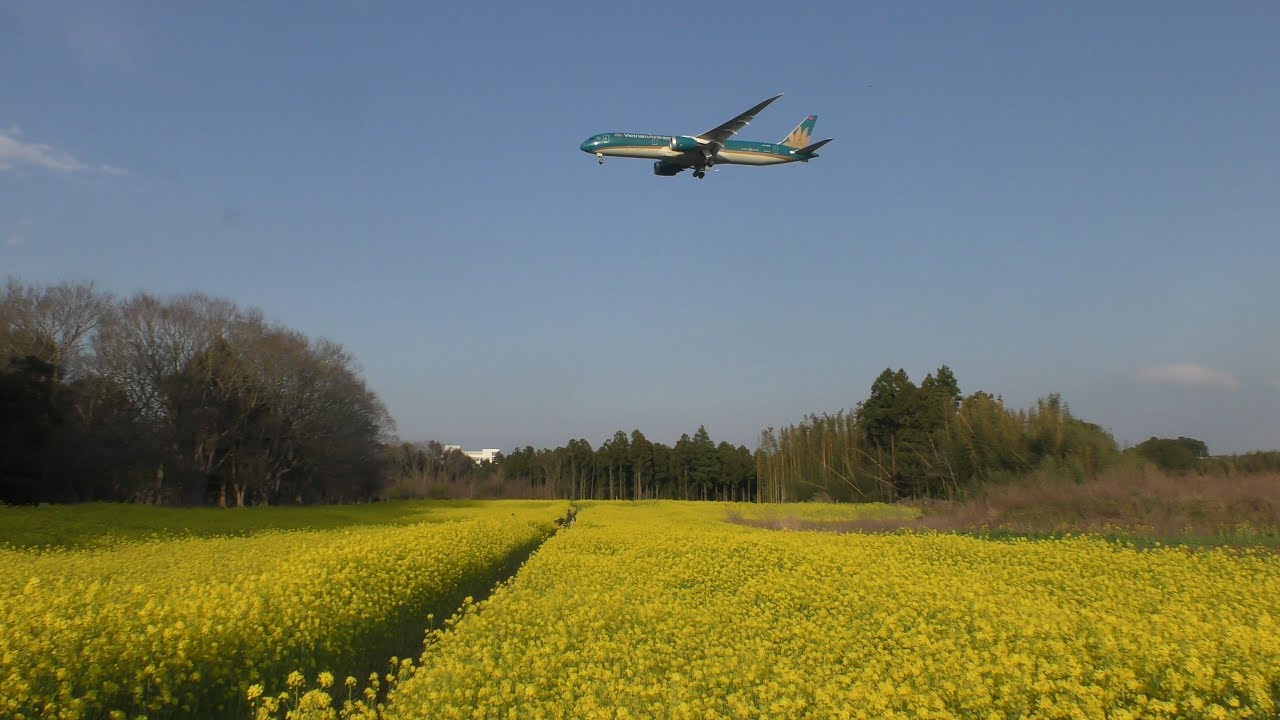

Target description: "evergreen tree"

left=650, top=442, right=674, bottom=498
left=629, top=430, right=654, bottom=499
left=858, top=368, right=918, bottom=450
left=1134, top=436, right=1206, bottom=473
left=690, top=426, right=718, bottom=500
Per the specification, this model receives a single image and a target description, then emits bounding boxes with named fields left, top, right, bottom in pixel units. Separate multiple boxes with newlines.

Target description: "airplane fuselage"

left=579, top=96, right=829, bottom=178
left=579, top=133, right=811, bottom=166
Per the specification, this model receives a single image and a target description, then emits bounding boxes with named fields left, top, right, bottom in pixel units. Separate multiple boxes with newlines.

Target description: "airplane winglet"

left=697, top=94, right=785, bottom=144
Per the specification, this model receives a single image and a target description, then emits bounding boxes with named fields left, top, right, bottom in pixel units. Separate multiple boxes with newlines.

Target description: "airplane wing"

left=696, top=94, right=783, bottom=145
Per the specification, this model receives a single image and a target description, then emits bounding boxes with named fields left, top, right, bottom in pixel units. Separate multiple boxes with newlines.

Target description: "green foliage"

left=0, top=355, right=61, bottom=503
left=489, top=426, right=755, bottom=502
left=758, top=367, right=1122, bottom=501
left=859, top=368, right=917, bottom=449
left=0, top=499, right=555, bottom=549
left=1133, top=436, right=1209, bottom=473
left=1199, top=451, right=1280, bottom=475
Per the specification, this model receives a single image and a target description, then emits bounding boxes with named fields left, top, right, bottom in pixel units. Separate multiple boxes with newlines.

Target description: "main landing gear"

left=692, top=169, right=706, bottom=179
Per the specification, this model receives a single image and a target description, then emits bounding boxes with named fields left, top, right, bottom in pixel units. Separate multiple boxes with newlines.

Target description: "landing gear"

left=596, top=153, right=604, bottom=165
left=693, top=154, right=714, bottom=179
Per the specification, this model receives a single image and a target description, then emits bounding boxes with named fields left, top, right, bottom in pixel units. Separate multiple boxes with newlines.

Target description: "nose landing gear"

left=596, top=153, right=604, bottom=165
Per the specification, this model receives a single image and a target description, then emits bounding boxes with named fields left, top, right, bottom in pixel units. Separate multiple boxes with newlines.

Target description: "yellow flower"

left=0, top=501, right=567, bottom=718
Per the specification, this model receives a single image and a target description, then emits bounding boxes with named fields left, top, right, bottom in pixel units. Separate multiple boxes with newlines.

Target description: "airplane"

left=579, top=94, right=831, bottom=179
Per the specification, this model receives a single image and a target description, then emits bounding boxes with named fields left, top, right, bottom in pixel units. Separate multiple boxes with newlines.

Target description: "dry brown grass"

left=935, top=467, right=1280, bottom=538
left=730, top=467, right=1280, bottom=542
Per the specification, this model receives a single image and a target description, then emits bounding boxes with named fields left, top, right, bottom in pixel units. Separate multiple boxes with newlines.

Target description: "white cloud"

left=0, top=130, right=122, bottom=175
left=1135, top=363, right=1240, bottom=391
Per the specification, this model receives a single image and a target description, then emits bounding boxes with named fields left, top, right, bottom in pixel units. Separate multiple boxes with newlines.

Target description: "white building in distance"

left=444, top=445, right=502, bottom=464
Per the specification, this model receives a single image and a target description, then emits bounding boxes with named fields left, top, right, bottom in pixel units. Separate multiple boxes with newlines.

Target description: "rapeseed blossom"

left=381, top=502, right=1280, bottom=719
left=0, top=503, right=565, bottom=719
left=13, top=499, right=1278, bottom=719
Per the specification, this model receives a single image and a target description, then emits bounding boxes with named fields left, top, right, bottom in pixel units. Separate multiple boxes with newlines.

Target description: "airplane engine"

left=653, top=161, right=683, bottom=176
left=668, top=135, right=700, bottom=152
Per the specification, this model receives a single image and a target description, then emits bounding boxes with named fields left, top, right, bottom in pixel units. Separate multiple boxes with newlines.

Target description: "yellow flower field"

left=381, top=502, right=1280, bottom=720
left=725, top=500, right=919, bottom=524
left=9, top=500, right=1280, bottom=719
left=0, top=502, right=566, bottom=720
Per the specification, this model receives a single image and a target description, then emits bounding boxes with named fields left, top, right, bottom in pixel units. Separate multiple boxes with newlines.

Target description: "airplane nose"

left=579, top=139, right=595, bottom=153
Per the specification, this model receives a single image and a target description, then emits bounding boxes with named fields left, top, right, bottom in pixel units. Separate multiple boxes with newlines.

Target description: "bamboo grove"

left=755, top=367, right=1120, bottom=502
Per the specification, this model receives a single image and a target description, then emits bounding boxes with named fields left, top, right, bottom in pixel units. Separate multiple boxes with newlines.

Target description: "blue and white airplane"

left=579, top=95, right=831, bottom=179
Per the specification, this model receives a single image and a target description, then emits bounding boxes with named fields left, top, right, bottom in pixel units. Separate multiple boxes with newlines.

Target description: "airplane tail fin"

left=780, top=115, right=818, bottom=149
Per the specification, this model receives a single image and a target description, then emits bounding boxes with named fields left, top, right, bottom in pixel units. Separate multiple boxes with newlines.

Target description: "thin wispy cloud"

left=4, top=2, right=142, bottom=75
left=0, top=128, right=123, bottom=175
left=1135, top=363, right=1240, bottom=391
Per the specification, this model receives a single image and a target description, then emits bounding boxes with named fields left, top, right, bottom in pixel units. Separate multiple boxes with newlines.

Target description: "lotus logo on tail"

left=781, top=115, right=817, bottom=149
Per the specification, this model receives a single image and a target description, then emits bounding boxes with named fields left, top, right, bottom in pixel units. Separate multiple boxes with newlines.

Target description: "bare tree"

left=92, top=292, right=239, bottom=422
left=225, top=331, right=393, bottom=505
left=1, top=279, right=111, bottom=382
left=4, top=281, right=397, bottom=506
left=90, top=292, right=254, bottom=501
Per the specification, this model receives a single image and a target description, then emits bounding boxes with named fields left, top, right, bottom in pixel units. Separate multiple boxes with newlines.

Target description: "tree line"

left=1133, top=436, right=1280, bottom=476
left=1, top=280, right=392, bottom=505
left=756, top=366, right=1121, bottom=502
left=7, top=280, right=1272, bottom=507
left=757, top=366, right=1280, bottom=503
left=383, top=427, right=757, bottom=502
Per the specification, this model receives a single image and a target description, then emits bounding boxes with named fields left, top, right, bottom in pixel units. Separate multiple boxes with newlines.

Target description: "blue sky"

left=3, top=1, right=1277, bottom=454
